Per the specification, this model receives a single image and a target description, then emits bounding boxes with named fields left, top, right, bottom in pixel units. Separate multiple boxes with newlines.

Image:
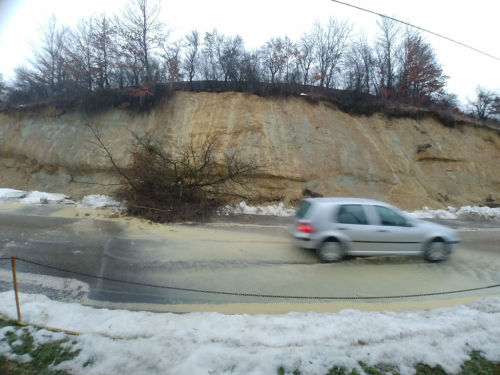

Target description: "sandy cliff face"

left=1, top=91, right=499, bottom=209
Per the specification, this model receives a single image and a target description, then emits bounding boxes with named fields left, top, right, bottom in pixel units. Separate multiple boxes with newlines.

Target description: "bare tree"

left=345, top=32, right=374, bottom=93
left=239, top=50, right=262, bottom=83
left=202, top=30, right=222, bottom=81
left=220, top=35, right=245, bottom=81
left=163, top=41, right=183, bottom=89
left=0, top=73, right=7, bottom=101
left=66, top=17, right=95, bottom=91
left=183, top=30, right=200, bottom=83
left=117, top=0, right=169, bottom=83
left=434, top=91, right=460, bottom=109
left=12, top=66, right=38, bottom=93
left=299, top=32, right=316, bottom=85
left=29, top=15, right=68, bottom=95
left=261, top=37, right=286, bottom=83
left=374, top=16, right=401, bottom=97
left=468, top=86, right=500, bottom=119
left=93, top=13, right=117, bottom=90
left=310, top=18, right=353, bottom=88
left=281, top=36, right=301, bottom=84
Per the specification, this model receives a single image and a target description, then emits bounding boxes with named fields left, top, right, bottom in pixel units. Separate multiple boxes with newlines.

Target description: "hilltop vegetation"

left=0, top=0, right=498, bottom=124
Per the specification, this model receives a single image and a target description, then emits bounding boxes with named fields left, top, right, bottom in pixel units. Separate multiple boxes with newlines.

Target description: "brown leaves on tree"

left=127, top=83, right=155, bottom=99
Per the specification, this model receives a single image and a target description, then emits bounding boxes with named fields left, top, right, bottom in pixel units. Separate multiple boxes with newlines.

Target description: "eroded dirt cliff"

left=1, top=91, right=499, bottom=209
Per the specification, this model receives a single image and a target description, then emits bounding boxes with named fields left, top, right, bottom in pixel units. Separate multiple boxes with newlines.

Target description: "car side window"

left=336, top=205, right=368, bottom=225
left=374, top=206, right=408, bottom=227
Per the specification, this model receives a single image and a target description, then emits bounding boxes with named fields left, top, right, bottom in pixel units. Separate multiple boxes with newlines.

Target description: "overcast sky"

left=0, top=0, right=499, bottom=104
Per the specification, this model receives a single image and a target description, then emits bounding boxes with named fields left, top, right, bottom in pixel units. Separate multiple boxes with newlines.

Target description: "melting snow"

left=76, top=194, right=124, bottom=209
left=0, top=189, right=70, bottom=204
left=0, top=188, right=27, bottom=201
left=405, top=205, right=500, bottom=221
left=219, top=201, right=296, bottom=216
left=221, top=201, right=500, bottom=221
left=2, top=188, right=500, bottom=221
left=0, top=292, right=499, bottom=375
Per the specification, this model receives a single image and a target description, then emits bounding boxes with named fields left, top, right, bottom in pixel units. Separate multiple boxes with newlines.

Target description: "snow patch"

left=405, top=206, right=458, bottom=220
left=0, top=292, right=499, bottom=375
left=0, top=189, right=70, bottom=204
left=456, top=205, right=500, bottom=221
left=219, top=201, right=296, bottom=216
left=405, top=205, right=500, bottom=221
left=2, top=187, right=500, bottom=221
left=0, top=188, right=27, bottom=202
left=221, top=201, right=500, bottom=221
left=20, top=191, right=70, bottom=204
left=76, top=195, right=124, bottom=209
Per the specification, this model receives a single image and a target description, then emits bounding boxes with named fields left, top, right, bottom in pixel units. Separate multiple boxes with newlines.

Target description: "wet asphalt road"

left=0, top=207, right=499, bottom=309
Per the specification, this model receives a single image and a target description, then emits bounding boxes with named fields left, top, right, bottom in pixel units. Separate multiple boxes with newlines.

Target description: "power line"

left=330, top=0, right=500, bottom=62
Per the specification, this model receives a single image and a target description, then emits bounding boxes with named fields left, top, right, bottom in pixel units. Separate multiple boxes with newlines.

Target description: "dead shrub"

left=85, top=120, right=261, bottom=222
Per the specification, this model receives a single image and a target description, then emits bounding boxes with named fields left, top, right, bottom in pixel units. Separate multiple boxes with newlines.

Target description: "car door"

left=333, top=204, right=380, bottom=254
left=366, top=205, right=425, bottom=254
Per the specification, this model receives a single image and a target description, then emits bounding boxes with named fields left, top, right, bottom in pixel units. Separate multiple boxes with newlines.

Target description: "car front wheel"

left=316, top=239, right=345, bottom=262
left=424, top=239, right=449, bottom=262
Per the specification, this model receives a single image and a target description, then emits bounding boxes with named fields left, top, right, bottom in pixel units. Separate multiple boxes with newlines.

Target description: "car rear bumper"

left=293, top=236, right=316, bottom=249
left=288, top=225, right=317, bottom=249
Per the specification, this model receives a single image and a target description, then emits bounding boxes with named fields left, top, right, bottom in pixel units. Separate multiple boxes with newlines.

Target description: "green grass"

left=0, top=319, right=81, bottom=375
left=278, top=352, right=500, bottom=375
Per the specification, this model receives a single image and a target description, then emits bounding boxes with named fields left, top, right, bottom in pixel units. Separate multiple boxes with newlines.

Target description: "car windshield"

left=374, top=205, right=408, bottom=226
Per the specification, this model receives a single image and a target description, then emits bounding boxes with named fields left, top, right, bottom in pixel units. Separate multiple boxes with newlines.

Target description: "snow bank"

left=2, top=186, right=500, bottom=221
left=219, top=201, right=296, bottom=216
left=405, top=206, right=458, bottom=220
left=405, top=205, right=500, bottom=221
left=0, top=188, right=27, bottom=201
left=0, top=188, right=121, bottom=208
left=0, top=292, right=499, bottom=375
left=221, top=201, right=500, bottom=221
left=0, top=189, right=70, bottom=204
left=456, top=205, right=500, bottom=221
left=19, top=191, right=70, bottom=204
left=76, top=194, right=124, bottom=209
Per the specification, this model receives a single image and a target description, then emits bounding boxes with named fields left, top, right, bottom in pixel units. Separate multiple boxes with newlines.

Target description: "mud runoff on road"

left=1, top=204, right=499, bottom=314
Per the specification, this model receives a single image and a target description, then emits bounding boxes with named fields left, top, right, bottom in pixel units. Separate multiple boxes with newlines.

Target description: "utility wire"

left=12, top=257, right=500, bottom=301
left=330, top=0, right=500, bottom=61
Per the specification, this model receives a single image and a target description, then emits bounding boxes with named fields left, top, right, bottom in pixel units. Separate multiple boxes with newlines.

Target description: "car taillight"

left=297, top=223, right=315, bottom=233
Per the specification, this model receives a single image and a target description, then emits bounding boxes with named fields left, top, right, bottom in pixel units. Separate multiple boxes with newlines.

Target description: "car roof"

left=303, top=197, right=389, bottom=206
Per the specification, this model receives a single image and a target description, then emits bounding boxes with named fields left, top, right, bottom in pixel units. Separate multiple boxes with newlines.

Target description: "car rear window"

left=296, top=201, right=312, bottom=219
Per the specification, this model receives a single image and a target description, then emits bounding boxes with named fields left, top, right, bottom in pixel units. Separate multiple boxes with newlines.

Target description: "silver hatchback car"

left=289, top=198, right=460, bottom=262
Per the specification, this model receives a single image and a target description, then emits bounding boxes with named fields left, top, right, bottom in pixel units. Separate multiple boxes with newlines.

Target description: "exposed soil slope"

left=1, top=91, right=499, bottom=209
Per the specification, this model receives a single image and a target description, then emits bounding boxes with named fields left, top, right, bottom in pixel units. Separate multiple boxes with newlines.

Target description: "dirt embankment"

left=1, top=91, right=499, bottom=209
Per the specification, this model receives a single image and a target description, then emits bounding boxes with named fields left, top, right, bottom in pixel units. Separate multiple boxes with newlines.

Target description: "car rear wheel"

left=317, top=239, right=345, bottom=262
left=424, top=239, right=448, bottom=262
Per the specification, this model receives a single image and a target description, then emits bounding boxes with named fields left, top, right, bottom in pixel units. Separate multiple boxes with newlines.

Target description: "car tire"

left=423, top=239, right=449, bottom=263
left=316, top=239, right=345, bottom=262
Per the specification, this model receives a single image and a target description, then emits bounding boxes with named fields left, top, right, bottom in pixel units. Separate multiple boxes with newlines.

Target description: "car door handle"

left=377, top=229, right=389, bottom=232
left=338, top=228, right=349, bottom=230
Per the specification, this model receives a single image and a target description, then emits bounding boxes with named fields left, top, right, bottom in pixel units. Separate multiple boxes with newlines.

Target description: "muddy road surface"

left=0, top=204, right=499, bottom=313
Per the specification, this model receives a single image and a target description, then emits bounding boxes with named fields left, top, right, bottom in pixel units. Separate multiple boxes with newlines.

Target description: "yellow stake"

left=11, top=257, right=22, bottom=323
